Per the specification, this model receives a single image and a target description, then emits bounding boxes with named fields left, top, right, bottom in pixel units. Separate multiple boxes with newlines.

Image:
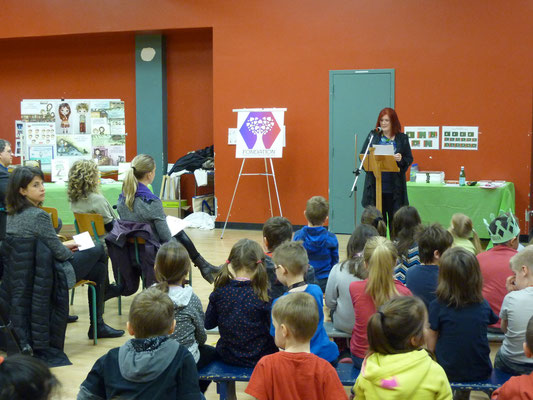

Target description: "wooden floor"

left=9, top=227, right=494, bottom=399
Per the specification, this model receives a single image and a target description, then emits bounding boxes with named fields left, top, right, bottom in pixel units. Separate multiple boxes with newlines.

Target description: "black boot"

left=87, top=283, right=124, bottom=339
left=175, top=231, right=220, bottom=284
left=104, top=283, right=122, bottom=301
left=192, top=254, right=221, bottom=284
left=87, top=322, right=125, bottom=339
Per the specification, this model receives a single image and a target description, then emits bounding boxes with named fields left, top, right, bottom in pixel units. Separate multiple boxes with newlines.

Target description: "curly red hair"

left=375, top=108, right=402, bottom=136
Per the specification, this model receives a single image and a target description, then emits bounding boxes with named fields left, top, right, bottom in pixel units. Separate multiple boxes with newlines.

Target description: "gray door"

left=329, top=69, right=395, bottom=234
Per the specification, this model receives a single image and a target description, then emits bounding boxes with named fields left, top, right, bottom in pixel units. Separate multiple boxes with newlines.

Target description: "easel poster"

left=234, top=108, right=286, bottom=158
left=442, top=126, right=479, bottom=150
left=405, top=126, right=440, bottom=150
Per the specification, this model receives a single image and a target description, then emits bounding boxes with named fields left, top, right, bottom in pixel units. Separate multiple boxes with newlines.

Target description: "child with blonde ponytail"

left=349, top=236, right=412, bottom=368
left=154, top=241, right=215, bottom=393
left=205, top=239, right=278, bottom=367
left=117, top=154, right=219, bottom=283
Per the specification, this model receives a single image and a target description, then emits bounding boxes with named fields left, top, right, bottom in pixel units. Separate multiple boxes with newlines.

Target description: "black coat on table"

left=360, top=131, right=413, bottom=210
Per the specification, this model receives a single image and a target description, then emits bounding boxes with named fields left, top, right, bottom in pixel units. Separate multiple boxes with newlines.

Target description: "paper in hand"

left=373, top=144, right=395, bottom=156
left=166, top=215, right=190, bottom=236
left=73, top=231, right=95, bottom=251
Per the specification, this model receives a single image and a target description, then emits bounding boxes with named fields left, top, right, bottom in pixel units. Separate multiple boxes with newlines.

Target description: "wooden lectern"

left=359, top=148, right=399, bottom=212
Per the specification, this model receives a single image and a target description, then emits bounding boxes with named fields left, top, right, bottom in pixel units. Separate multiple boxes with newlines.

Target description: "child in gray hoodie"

left=77, top=288, right=203, bottom=400
left=155, top=241, right=216, bottom=393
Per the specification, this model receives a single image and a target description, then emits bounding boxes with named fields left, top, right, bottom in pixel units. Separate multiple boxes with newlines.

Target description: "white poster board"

left=405, top=126, right=440, bottom=150
left=441, top=126, right=479, bottom=150
left=233, top=108, right=286, bottom=158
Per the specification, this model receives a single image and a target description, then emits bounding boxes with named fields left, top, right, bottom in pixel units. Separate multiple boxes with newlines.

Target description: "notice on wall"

left=19, top=98, right=126, bottom=167
left=441, top=126, right=479, bottom=150
left=405, top=126, right=440, bottom=150
left=233, top=108, right=286, bottom=158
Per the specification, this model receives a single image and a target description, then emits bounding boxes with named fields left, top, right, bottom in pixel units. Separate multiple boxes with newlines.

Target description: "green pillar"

left=135, top=34, right=167, bottom=195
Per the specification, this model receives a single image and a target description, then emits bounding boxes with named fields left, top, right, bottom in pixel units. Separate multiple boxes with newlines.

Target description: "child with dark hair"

left=154, top=241, right=215, bottom=393
left=405, top=224, right=453, bottom=309
left=325, top=224, right=378, bottom=334
left=246, top=293, right=348, bottom=400
left=205, top=239, right=278, bottom=368
left=353, top=296, right=451, bottom=399
left=478, top=211, right=521, bottom=331
left=494, top=246, right=533, bottom=376
left=392, top=205, right=422, bottom=283
left=78, top=288, right=203, bottom=399
left=293, top=196, right=339, bottom=292
left=271, top=241, right=339, bottom=364
left=361, top=206, right=387, bottom=237
left=262, top=216, right=316, bottom=299
left=492, top=314, right=533, bottom=399
left=427, top=247, right=498, bottom=400
left=0, top=354, right=59, bottom=400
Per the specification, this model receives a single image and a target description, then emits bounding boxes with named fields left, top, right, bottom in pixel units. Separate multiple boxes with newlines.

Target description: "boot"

left=87, top=322, right=125, bottom=339
left=192, top=254, right=221, bottom=284
left=176, top=231, right=220, bottom=284
left=87, top=283, right=125, bottom=339
left=104, top=283, right=122, bottom=301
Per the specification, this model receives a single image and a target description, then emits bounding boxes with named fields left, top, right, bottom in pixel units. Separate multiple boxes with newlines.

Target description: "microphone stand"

left=349, top=131, right=375, bottom=198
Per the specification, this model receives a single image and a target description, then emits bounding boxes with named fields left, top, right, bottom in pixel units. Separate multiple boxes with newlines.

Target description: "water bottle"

left=459, top=166, right=466, bottom=186
left=410, top=163, right=418, bottom=182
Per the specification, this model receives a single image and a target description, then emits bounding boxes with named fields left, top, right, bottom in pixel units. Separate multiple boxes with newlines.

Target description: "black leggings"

left=196, top=344, right=217, bottom=393
left=69, top=243, right=108, bottom=320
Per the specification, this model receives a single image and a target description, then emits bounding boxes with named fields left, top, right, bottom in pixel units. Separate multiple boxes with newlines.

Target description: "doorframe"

left=328, top=68, right=395, bottom=233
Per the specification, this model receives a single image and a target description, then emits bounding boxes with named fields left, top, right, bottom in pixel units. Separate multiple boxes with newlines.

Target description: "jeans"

left=351, top=353, right=364, bottom=369
left=495, top=348, right=533, bottom=376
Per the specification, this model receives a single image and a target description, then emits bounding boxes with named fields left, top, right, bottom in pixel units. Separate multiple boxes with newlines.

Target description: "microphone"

left=372, top=127, right=383, bottom=134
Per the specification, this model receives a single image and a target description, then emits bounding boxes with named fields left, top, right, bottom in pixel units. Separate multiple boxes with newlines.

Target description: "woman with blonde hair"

left=349, top=236, right=412, bottom=368
left=68, top=159, right=117, bottom=232
left=117, top=154, right=219, bottom=283
left=448, top=213, right=482, bottom=255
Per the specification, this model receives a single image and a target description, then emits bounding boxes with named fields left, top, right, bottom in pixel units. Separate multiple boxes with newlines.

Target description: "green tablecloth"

left=43, top=182, right=123, bottom=225
left=407, top=182, right=515, bottom=239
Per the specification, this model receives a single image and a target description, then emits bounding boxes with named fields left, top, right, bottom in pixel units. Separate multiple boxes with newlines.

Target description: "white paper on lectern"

left=73, top=231, right=95, bottom=251
left=373, top=144, right=395, bottom=156
left=166, top=216, right=191, bottom=236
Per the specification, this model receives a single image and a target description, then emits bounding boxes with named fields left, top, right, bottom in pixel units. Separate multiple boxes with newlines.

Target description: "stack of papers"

left=478, top=181, right=506, bottom=189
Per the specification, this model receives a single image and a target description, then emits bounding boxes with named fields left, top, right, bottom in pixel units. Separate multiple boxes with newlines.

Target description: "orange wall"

left=0, top=1, right=531, bottom=231
left=0, top=33, right=138, bottom=161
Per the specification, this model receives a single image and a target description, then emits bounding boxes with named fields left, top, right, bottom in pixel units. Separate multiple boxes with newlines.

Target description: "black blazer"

left=360, top=131, right=413, bottom=209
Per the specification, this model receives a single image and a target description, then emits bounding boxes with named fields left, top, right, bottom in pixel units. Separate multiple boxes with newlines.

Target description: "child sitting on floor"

left=325, top=224, right=377, bottom=334
left=392, top=205, right=422, bottom=283
left=271, top=241, right=339, bottom=364
left=361, top=206, right=387, bottom=237
left=494, top=246, right=533, bottom=376
left=349, top=236, right=412, bottom=369
left=293, top=196, right=339, bottom=292
left=427, top=247, right=498, bottom=400
left=205, top=238, right=278, bottom=367
left=262, top=216, right=316, bottom=299
left=405, top=223, right=453, bottom=309
left=78, top=288, right=203, bottom=400
left=246, top=292, right=348, bottom=400
left=492, top=314, right=533, bottom=399
left=448, top=213, right=482, bottom=255
left=154, top=241, right=216, bottom=393
left=353, top=296, right=452, bottom=399
left=0, top=354, right=59, bottom=400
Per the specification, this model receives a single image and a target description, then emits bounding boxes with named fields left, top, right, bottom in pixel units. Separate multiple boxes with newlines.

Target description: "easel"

left=359, top=148, right=399, bottom=212
left=220, top=158, right=282, bottom=239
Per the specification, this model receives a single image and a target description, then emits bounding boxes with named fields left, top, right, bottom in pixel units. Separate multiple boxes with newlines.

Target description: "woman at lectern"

left=360, top=107, right=413, bottom=228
